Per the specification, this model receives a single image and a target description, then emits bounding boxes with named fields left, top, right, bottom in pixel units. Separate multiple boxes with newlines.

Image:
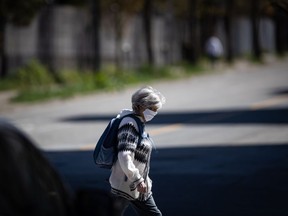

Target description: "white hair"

left=131, top=86, right=166, bottom=113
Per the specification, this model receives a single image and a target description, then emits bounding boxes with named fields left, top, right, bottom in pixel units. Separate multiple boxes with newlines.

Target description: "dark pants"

left=115, top=195, right=162, bottom=216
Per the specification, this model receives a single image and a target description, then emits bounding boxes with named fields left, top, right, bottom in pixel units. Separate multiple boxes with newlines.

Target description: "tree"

left=250, top=0, right=262, bottom=60
left=101, top=0, right=143, bottom=69
left=174, top=0, right=224, bottom=64
left=56, top=0, right=100, bottom=72
left=90, top=0, right=101, bottom=72
left=143, top=0, right=154, bottom=65
left=224, top=0, right=235, bottom=63
left=0, top=0, right=45, bottom=78
left=189, top=0, right=201, bottom=64
left=268, top=0, right=288, bottom=55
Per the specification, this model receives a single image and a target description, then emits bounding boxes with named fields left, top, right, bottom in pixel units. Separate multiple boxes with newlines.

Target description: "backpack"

left=93, top=113, right=144, bottom=169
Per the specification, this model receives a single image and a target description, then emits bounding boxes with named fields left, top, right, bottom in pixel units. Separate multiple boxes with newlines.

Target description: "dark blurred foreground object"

left=0, top=120, right=74, bottom=216
left=0, top=120, right=120, bottom=216
left=75, top=189, right=123, bottom=216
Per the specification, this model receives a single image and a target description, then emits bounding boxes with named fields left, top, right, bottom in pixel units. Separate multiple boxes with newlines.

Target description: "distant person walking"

left=205, top=35, right=224, bottom=68
left=109, top=86, right=165, bottom=216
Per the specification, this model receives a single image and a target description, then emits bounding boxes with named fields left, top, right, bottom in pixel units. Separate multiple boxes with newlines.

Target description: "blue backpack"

left=93, top=113, right=144, bottom=169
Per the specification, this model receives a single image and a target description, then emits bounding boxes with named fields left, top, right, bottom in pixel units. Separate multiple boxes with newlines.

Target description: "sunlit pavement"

left=1, top=57, right=288, bottom=215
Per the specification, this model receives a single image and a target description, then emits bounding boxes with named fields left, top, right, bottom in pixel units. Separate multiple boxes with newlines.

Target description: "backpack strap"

left=121, top=113, right=144, bottom=136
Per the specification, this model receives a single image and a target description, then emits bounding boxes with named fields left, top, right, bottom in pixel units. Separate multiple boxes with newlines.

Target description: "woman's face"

left=149, top=106, right=158, bottom=112
left=139, top=105, right=158, bottom=114
left=140, top=106, right=158, bottom=122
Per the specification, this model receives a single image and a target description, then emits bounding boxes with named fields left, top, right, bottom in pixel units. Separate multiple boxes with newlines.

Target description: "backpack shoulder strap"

left=122, top=113, right=144, bottom=136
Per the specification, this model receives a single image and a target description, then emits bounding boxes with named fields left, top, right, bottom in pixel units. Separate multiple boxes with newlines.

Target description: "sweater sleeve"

left=117, top=122, right=144, bottom=184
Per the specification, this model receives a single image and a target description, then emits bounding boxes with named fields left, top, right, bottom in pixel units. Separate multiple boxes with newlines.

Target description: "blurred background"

left=1, top=0, right=288, bottom=70
left=1, top=0, right=288, bottom=216
left=0, top=0, right=288, bottom=102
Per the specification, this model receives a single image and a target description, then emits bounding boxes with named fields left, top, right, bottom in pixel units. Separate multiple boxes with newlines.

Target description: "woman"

left=109, top=86, right=165, bottom=216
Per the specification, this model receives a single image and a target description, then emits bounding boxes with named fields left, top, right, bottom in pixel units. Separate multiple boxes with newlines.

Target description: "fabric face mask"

left=143, top=109, right=157, bottom=122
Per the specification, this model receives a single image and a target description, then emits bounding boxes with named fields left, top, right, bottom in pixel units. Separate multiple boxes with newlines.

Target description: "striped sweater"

left=109, top=113, right=153, bottom=201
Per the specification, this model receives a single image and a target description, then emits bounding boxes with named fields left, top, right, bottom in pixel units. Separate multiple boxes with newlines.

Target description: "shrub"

left=16, top=60, right=54, bottom=89
left=5, top=60, right=208, bottom=103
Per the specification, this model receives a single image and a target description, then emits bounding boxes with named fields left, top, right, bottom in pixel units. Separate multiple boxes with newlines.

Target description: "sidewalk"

left=0, top=54, right=285, bottom=115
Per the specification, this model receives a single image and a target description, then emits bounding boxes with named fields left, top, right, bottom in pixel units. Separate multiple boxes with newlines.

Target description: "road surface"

left=1, top=57, right=288, bottom=215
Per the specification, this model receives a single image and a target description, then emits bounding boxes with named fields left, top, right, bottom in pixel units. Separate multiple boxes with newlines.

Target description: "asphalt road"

left=1, top=58, right=288, bottom=215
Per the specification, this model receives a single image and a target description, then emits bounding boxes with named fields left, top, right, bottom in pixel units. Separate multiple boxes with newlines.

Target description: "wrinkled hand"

left=137, top=182, right=147, bottom=193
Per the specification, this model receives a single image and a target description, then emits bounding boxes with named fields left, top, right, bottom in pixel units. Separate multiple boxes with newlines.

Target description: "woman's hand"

left=137, top=181, right=147, bottom=193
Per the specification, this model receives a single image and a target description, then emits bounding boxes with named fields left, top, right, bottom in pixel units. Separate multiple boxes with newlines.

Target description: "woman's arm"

left=117, top=122, right=144, bottom=185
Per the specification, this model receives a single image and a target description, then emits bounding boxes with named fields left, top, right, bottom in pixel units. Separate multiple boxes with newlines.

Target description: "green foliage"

left=136, top=65, right=172, bottom=79
left=179, top=61, right=206, bottom=75
left=16, top=60, right=54, bottom=89
left=1, top=58, right=207, bottom=103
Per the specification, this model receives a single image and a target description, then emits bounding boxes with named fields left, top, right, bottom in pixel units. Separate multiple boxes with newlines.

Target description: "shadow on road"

left=61, top=107, right=288, bottom=125
left=271, top=87, right=288, bottom=96
left=2, top=103, right=288, bottom=215
left=3, top=104, right=288, bottom=215
left=56, top=106, right=288, bottom=215
left=45, top=143, right=288, bottom=216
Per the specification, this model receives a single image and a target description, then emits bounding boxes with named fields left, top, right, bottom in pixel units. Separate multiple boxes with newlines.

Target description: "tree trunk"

left=111, top=3, right=122, bottom=69
left=143, top=0, right=154, bottom=65
left=37, top=5, right=63, bottom=84
left=91, top=0, right=101, bottom=72
left=115, top=15, right=122, bottom=69
left=224, top=0, right=234, bottom=63
left=273, top=2, right=288, bottom=55
left=286, top=15, right=288, bottom=53
left=0, top=15, right=7, bottom=78
left=275, top=15, right=285, bottom=55
left=189, top=0, right=201, bottom=64
left=251, top=0, right=262, bottom=60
